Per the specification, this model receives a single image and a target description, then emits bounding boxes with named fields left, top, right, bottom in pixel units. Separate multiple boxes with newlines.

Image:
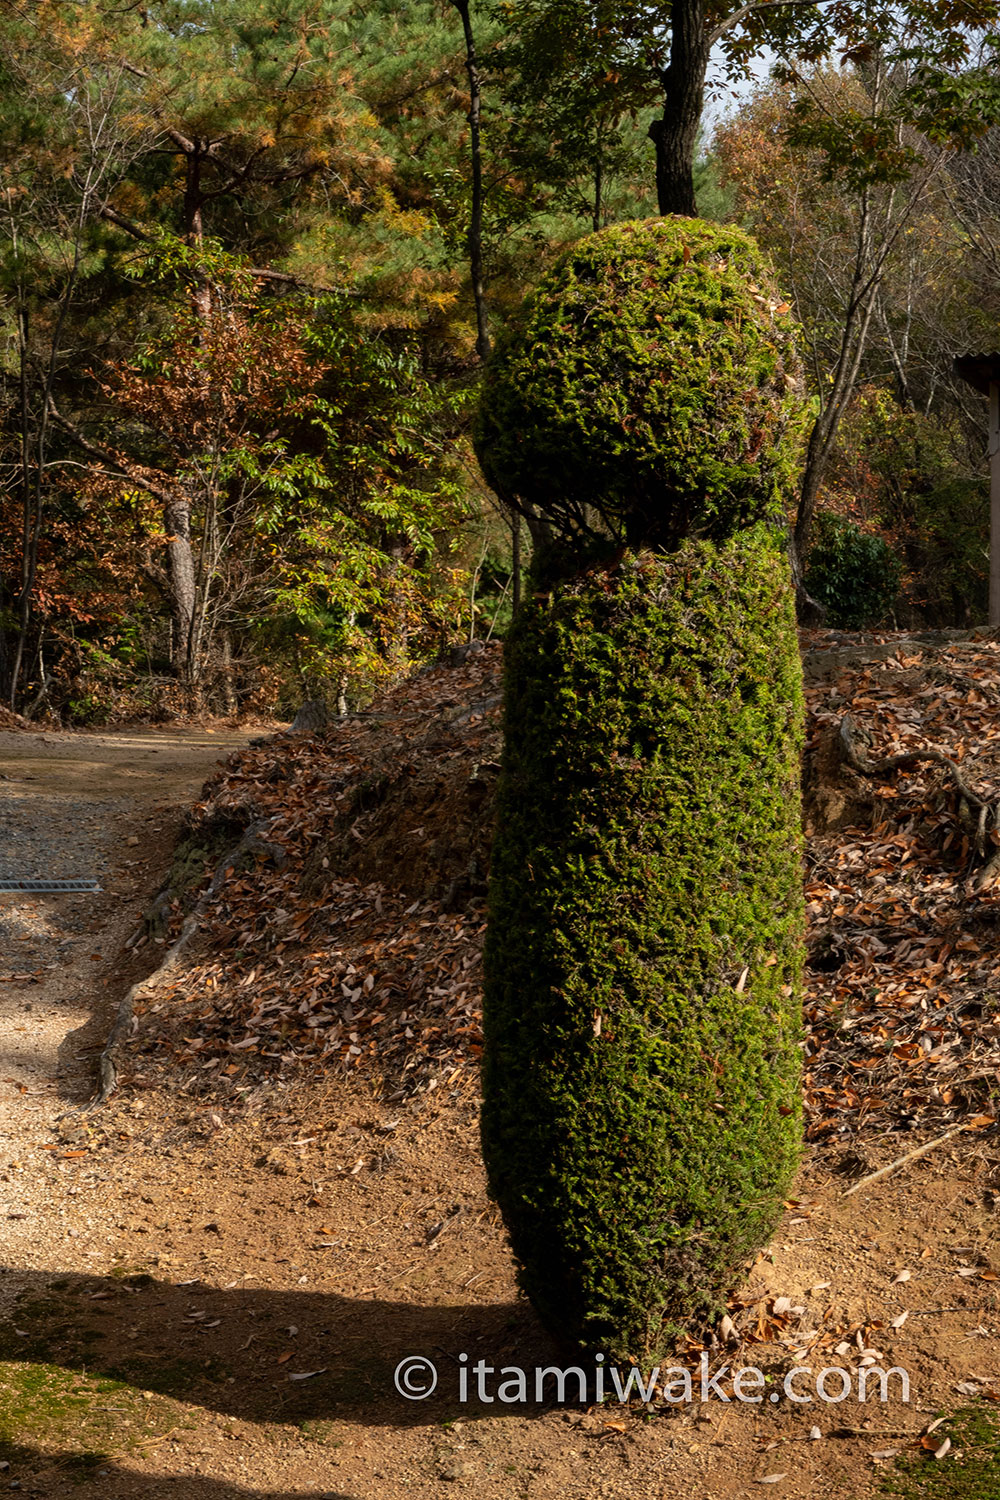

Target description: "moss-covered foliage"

left=477, top=216, right=807, bottom=1360
left=474, top=217, right=805, bottom=555
left=884, top=1408, right=1000, bottom=1500
left=480, top=536, right=804, bottom=1358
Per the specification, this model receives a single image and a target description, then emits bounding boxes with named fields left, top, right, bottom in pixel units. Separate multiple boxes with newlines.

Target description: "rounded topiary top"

left=474, top=217, right=806, bottom=554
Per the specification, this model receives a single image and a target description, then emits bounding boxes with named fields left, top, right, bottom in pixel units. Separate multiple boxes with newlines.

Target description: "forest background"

left=3, top=0, right=1000, bottom=724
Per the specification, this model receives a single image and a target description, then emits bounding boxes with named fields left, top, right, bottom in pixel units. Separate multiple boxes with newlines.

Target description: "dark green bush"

left=905, top=475, right=988, bottom=625
left=804, top=513, right=901, bottom=628
left=478, top=218, right=806, bottom=1362
left=481, top=534, right=804, bottom=1360
left=474, top=217, right=806, bottom=556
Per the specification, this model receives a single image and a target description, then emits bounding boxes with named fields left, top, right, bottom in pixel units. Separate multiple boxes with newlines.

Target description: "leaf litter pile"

left=128, top=632, right=999, bottom=1155
left=802, top=631, right=1000, bottom=1157
left=128, top=645, right=502, bottom=1100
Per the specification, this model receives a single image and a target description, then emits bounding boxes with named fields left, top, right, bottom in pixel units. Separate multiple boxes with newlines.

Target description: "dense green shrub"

left=804, top=513, right=901, bottom=628
left=904, top=474, right=988, bottom=625
left=834, top=390, right=988, bottom=627
left=477, top=217, right=807, bottom=1361
left=481, top=535, right=804, bottom=1359
left=474, top=217, right=806, bottom=556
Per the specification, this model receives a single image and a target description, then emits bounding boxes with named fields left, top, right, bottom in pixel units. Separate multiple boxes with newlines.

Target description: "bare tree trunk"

left=511, top=512, right=521, bottom=616
left=163, top=495, right=196, bottom=678
left=157, top=143, right=207, bottom=686
left=452, top=0, right=490, bottom=360
left=648, top=0, right=710, bottom=217
left=791, top=68, right=943, bottom=567
left=187, top=471, right=220, bottom=684
left=380, top=535, right=413, bottom=672
left=183, top=141, right=212, bottom=316
left=10, top=186, right=88, bottom=707
left=9, top=300, right=33, bottom=709
left=793, top=188, right=882, bottom=559
left=337, top=610, right=356, bottom=717
left=592, top=153, right=603, bottom=233
left=219, top=630, right=237, bottom=715
left=788, top=528, right=827, bottom=627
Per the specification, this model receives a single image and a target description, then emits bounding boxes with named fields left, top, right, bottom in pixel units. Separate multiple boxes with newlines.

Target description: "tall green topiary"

left=475, top=217, right=805, bottom=558
left=476, top=217, right=807, bottom=1362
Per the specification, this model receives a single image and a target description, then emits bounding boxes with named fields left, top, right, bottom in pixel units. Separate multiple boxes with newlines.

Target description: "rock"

left=256, top=1150, right=291, bottom=1175
left=290, top=699, right=329, bottom=734
left=801, top=720, right=874, bottom=835
left=448, top=640, right=485, bottom=667
left=439, top=1459, right=475, bottom=1481
left=144, top=889, right=174, bottom=939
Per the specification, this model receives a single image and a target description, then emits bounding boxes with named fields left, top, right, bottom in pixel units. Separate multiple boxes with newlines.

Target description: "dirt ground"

left=0, top=727, right=258, bottom=1147
left=1, top=716, right=998, bottom=1499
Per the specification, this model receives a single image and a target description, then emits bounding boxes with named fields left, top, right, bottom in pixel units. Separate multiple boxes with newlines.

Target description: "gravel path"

left=0, top=726, right=254, bottom=1257
left=0, top=787, right=108, bottom=885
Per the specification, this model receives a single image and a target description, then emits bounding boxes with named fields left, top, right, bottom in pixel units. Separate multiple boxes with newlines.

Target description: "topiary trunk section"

left=480, top=526, right=804, bottom=1362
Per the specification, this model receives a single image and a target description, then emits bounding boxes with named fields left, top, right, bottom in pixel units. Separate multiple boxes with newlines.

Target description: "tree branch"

left=710, top=0, right=828, bottom=47
left=46, top=395, right=177, bottom=507
left=92, top=197, right=153, bottom=242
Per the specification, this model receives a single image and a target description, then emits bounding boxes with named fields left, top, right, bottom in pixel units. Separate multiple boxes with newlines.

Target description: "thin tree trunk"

left=163, top=495, right=196, bottom=677
left=337, top=611, right=356, bottom=716
left=381, top=535, right=412, bottom=672
left=9, top=301, right=32, bottom=709
left=0, top=593, right=10, bottom=704
left=25, top=636, right=50, bottom=718
left=791, top=74, right=943, bottom=566
left=452, top=0, right=490, bottom=360
left=183, top=142, right=212, bottom=316
left=788, top=189, right=884, bottom=625
left=788, top=528, right=827, bottom=627
left=219, top=630, right=237, bottom=715
left=157, top=142, right=207, bottom=684
left=511, top=512, right=521, bottom=616
left=11, top=181, right=88, bottom=706
left=793, top=189, right=882, bottom=558
left=648, top=0, right=710, bottom=217
left=592, top=153, right=603, bottom=233
left=187, top=468, right=220, bottom=684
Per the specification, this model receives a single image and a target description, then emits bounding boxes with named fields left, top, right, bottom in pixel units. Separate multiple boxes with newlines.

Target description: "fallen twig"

left=841, top=1125, right=969, bottom=1198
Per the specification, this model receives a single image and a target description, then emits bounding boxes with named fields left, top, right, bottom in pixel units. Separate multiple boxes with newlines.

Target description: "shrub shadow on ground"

left=0, top=1265, right=563, bottom=1427
left=0, top=1438, right=358, bottom=1500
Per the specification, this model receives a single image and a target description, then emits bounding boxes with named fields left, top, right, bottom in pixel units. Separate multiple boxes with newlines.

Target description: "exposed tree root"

left=838, top=714, right=1000, bottom=888
left=840, top=1124, right=969, bottom=1198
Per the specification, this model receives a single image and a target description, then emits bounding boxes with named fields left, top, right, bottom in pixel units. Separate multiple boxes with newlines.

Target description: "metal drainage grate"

left=0, top=878, right=100, bottom=893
